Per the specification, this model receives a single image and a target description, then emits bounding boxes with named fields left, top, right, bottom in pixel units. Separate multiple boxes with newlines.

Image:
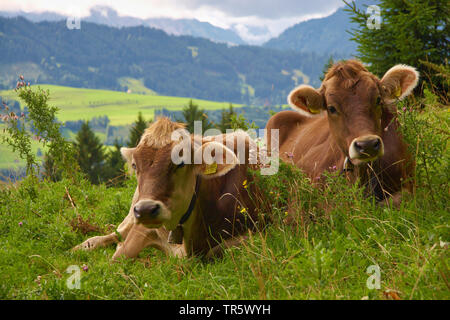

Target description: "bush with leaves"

left=1, top=78, right=78, bottom=180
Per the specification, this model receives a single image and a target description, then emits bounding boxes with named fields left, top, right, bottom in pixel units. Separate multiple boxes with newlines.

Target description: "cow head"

left=288, top=60, right=418, bottom=165
left=120, top=118, right=239, bottom=230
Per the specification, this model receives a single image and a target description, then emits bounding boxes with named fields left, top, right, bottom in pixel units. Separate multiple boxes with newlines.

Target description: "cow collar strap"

left=168, top=176, right=201, bottom=244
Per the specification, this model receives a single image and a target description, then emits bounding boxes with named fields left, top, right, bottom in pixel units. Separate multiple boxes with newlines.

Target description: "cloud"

left=179, top=0, right=343, bottom=19
left=0, top=0, right=344, bottom=44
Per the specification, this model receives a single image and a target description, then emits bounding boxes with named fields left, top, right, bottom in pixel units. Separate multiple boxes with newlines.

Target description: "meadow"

left=0, top=87, right=448, bottom=300
left=0, top=84, right=242, bottom=126
left=0, top=84, right=243, bottom=171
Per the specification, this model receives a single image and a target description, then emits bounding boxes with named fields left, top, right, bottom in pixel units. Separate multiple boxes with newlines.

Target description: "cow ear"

left=120, top=147, right=135, bottom=174
left=120, top=147, right=134, bottom=162
left=194, top=141, right=239, bottom=179
left=380, top=65, right=419, bottom=102
left=288, top=84, right=325, bottom=116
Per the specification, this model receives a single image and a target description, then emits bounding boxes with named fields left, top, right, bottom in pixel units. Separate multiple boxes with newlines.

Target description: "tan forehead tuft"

left=323, top=59, right=378, bottom=90
left=138, top=117, right=186, bottom=149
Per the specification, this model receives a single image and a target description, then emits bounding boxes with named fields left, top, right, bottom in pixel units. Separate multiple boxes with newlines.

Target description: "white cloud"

left=0, top=0, right=344, bottom=44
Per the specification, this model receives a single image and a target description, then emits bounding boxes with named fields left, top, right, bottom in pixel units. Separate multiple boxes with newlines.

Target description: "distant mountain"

left=0, top=6, right=245, bottom=45
left=264, top=7, right=357, bottom=59
left=0, top=16, right=328, bottom=104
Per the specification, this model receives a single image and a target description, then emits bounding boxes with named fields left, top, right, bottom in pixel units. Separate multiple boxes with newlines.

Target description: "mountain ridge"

left=0, top=16, right=328, bottom=104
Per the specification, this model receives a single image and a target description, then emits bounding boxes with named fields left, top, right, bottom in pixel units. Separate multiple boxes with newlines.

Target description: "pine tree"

left=345, top=0, right=449, bottom=94
left=178, top=99, right=212, bottom=134
left=102, top=139, right=126, bottom=185
left=127, top=112, right=149, bottom=147
left=73, top=121, right=106, bottom=184
left=217, top=103, right=236, bottom=133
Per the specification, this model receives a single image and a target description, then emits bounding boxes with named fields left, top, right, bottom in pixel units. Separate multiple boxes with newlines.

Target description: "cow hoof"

left=72, top=236, right=101, bottom=251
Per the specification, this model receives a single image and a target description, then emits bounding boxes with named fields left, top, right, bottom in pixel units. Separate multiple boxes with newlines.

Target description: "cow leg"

left=205, top=235, right=248, bottom=260
left=112, top=224, right=186, bottom=260
left=72, top=187, right=139, bottom=252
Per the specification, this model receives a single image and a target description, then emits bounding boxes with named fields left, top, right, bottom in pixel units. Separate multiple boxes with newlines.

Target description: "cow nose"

left=354, top=137, right=382, bottom=157
left=134, top=201, right=160, bottom=219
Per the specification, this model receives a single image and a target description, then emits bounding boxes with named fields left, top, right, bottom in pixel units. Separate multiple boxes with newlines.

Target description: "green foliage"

left=217, top=103, right=236, bottom=133
left=178, top=100, right=212, bottom=133
left=102, top=140, right=126, bottom=186
left=345, top=0, right=449, bottom=94
left=397, top=93, right=449, bottom=207
left=229, top=112, right=258, bottom=130
left=0, top=17, right=327, bottom=104
left=127, top=112, right=150, bottom=148
left=1, top=79, right=77, bottom=179
left=73, top=122, right=106, bottom=185
left=0, top=130, right=447, bottom=299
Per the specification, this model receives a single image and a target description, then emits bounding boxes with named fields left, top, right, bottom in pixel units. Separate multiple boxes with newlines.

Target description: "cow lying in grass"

left=74, top=118, right=266, bottom=259
left=266, top=60, right=417, bottom=206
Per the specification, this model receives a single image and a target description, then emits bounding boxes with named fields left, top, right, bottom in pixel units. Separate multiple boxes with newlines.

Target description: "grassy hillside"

left=0, top=160, right=447, bottom=299
left=0, top=84, right=242, bottom=126
left=0, top=84, right=244, bottom=171
left=0, top=87, right=448, bottom=299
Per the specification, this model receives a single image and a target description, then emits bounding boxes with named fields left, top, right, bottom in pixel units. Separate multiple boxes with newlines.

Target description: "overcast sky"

left=0, top=0, right=345, bottom=43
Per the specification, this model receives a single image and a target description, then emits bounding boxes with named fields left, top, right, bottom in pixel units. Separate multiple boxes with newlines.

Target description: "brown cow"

left=266, top=60, right=418, bottom=205
left=74, top=118, right=265, bottom=259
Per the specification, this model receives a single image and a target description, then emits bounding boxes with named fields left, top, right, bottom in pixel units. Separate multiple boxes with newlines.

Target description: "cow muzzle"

left=133, top=199, right=168, bottom=226
left=349, top=135, right=384, bottom=163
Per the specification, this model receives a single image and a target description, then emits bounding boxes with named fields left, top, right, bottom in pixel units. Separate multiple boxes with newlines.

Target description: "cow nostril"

left=133, top=206, right=141, bottom=219
left=373, top=139, right=381, bottom=151
left=355, top=141, right=363, bottom=151
left=149, top=204, right=160, bottom=216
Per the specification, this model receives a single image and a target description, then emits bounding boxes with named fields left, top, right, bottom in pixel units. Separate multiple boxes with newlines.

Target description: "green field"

left=0, top=84, right=243, bottom=171
left=0, top=84, right=448, bottom=300
left=0, top=84, right=242, bottom=126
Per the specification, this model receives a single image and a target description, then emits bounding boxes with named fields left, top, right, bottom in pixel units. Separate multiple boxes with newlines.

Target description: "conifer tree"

left=178, top=99, right=212, bottom=133
left=127, top=112, right=149, bottom=147
left=218, top=103, right=236, bottom=133
left=73, top=121, right=106, bottom=184
left=345, top=0, right=449, bottom=93
left=103, top=139, right=126, bottom=184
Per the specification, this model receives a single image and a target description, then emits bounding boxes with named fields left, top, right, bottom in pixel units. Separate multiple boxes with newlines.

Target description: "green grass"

left=0, top=85, right=448, bottom=300
left=0, top=84, right=243, bottom=126
left=0, top=84, right=243, bottom=170
left=0, top=169, right=447, bottom=300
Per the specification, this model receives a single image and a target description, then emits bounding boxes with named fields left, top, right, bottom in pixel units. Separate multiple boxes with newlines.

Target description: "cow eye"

left=328, top=106, right=337, bottom=114
left=131, top=163, right=136, bottom=170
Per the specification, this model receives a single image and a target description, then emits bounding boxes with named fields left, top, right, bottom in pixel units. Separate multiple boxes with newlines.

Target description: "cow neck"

left=167, top=176, right=201, bottom=244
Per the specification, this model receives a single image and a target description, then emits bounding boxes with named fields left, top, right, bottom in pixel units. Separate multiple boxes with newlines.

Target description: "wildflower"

left=402, top=107, right=406, bottom=112
left=242, top=179, right=248, bottom=189
left=18, top=221, right=23, bottom=227
left=82, top=264, right=88, bottom=272
left=240, top=207, right=247, bottom=214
